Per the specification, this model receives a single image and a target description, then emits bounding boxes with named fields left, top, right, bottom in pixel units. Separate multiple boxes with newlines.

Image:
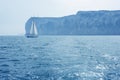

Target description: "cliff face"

left=25, top=10, right=120, bottom=35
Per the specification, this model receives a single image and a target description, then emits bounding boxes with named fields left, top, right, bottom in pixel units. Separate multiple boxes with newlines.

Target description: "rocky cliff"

left=25, top=10, right=120, bottom=35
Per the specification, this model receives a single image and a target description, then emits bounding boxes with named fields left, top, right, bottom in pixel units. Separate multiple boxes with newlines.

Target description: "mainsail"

left=30, top=21, right=38, bottom=35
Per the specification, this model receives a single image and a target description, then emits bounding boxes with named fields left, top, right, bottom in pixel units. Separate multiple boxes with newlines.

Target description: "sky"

left=0, top=0, right=120, bottom=35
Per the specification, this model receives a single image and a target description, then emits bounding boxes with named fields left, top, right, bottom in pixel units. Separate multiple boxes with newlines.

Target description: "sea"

left=0, top=36, right=120, bottom=80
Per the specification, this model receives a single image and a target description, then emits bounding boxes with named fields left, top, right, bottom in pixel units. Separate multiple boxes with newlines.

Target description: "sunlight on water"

left=0, top=36, right=120, bottom=80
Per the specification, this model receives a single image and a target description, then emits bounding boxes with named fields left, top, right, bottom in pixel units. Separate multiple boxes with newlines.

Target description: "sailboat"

left=26, top=21, right=38, bottom=38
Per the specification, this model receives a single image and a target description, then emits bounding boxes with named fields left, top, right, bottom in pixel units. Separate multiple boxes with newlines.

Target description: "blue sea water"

left=0, top=36, right=120, bottom=80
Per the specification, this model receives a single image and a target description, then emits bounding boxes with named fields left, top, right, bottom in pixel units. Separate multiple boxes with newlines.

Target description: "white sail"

left=30, top=21, right=38, bottom=35
left=30, top=21, right=34, bottom=34
left=33, top=22, right=38, bottom=35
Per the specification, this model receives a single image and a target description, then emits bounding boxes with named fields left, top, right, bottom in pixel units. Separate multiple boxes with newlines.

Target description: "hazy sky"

left=0, top=0, right=120, bottom=35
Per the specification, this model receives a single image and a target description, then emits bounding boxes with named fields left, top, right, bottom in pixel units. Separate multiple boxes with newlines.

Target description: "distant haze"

left=0, top=0, right=120, bottom=35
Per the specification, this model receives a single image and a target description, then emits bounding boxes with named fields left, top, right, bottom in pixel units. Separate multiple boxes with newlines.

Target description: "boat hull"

left=25, top=34, right=38, bottom=38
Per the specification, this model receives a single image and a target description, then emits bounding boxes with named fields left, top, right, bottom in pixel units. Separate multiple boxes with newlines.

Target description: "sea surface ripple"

left=0, top=36, right=120, bottom=80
